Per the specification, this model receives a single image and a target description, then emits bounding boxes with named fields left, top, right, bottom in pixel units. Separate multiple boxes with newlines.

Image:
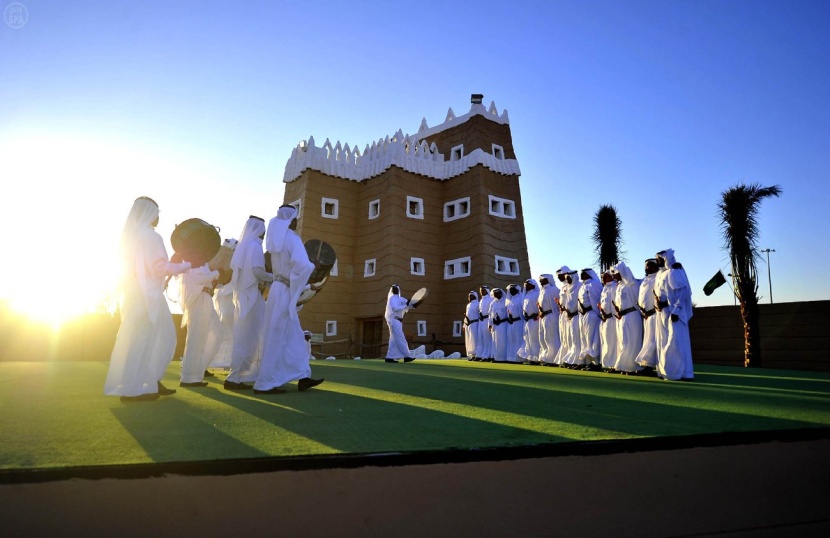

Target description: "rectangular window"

left=488, top=195, right=516, bottom=219
left=443, top=197, right=471, bottom=222
left=411, top=257, right=425, bottom=276
left=321, top=197, right=339, bottom=219
left=444, top=256, right=472, bottom=279
left=453, top=321, right=463, bottom=337
left=364, top=259, right=376, bottom=277
left=368, top=199, right=380, bottom=219
left=406, top=196, right=424, bottom=219
left=495, top=255, right=520, bottom=276
left=492, top=144, right=504, bottom=160
left=450, top=144, right=464, bottom=162
left=416, top=320, right=427, bottom=337
left=326, top=320, right=337, bottom=336
left=289, top=199, right=302, bottom=218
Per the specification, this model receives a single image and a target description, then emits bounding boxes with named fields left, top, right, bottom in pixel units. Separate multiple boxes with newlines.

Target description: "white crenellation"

left=283, top=99, right=517, bottom=183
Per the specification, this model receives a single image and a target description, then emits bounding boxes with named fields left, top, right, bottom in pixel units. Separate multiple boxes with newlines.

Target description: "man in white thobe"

left=657, top=249, right=694, bottom=381
left=211, top=237, right=237, bottom=370
left=255, top=205, right=324, bottom=393
left=476, top=285, right=493, bottom=361
left=463, top=291, right=480, bottom=360
left=612, top=261, right=643, bottom=374
left=488, top=288, right=509, bottom=362
left=225, top=216, right=273, bottom=390
left=178, top=263, right=221, bottom=386
left=598, top=271, right=618, bottom=371
left=537, top=274, right=561, bottom=365
left=558, top=268, right=582, bottom=366
left=635, top=258, right=660, bottom=376
left=518, top=279, right=541, bottom=364
left=384, top=284, right=415, bottom=363
left=577, top=268, right=602, bottom=370
left=105, top=196, right=191, bottom=401
left=505, top=284, right=525, bottom=363
left=653, top=250, right=671, bottom=375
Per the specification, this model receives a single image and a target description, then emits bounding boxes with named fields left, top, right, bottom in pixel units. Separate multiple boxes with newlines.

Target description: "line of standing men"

left=463, top=249, right=694, bottom=381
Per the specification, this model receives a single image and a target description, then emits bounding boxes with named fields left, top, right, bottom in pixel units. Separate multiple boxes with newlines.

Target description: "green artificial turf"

left=1, top=360, right=828, bottom=471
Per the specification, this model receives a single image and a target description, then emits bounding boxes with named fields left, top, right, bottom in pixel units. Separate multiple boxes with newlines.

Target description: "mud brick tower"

left=281, top=95, right=530, bottom=358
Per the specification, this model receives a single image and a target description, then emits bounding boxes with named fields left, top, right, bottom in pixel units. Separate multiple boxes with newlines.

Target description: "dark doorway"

left=360, top=317, right=384, bottom=359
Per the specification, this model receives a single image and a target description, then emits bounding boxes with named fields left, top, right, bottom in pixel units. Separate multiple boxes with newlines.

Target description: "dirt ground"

left=1, top=434, right=828, bottom=537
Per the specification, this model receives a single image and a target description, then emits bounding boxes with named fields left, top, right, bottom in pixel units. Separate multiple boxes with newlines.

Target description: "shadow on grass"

left=110, top=396, right=272, bottom=464
left=190, top=378, right=575, bottom=455
left=313, top=361, right=830, bottom=437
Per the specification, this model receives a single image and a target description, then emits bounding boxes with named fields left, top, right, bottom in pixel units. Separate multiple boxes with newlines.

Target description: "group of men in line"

left=105, top=197, right=323, bottom=402
left=462, top=250, right=694, bottom=381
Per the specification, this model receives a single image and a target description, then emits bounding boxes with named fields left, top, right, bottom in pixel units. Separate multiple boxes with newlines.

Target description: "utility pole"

left=759, top=249, right=775, bottom=304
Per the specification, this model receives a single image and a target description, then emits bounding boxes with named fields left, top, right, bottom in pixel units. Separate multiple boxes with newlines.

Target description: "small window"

left=444, top=256, right=472, bottom=279
left=326, top=320, right=337, bottom=336
left=450, top=144, right=464, bottom=162
left=330, top=259, right=338, bottom=277
left=364, top=259, right=376, bottom=277
left=406, top=196, right=424, bottom=219
left=495, top=255, right=520, bottom=276
left=488, top=195, right=516, bottom=219
left=368, top=199, right=380, bottom=219
left=289, top=199, right=302, bottom=218
left=416, top=320, right=427, bottom=337
left=443, top=197, right=471, bottom=222
left=453, top=321, right=463, bottom=337
left=321, top=197, right=339, bottom=219
left=411, top=257, right=425, bottom=276
left=492, top=144, right=504, bottom=160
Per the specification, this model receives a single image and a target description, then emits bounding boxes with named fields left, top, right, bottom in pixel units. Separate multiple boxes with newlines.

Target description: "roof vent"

left=471, top=94, right=484, bottom=105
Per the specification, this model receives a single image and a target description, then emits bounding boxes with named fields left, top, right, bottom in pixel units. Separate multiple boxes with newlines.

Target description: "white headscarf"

left=266, top=205, right=298, bottom=254
left=230, top=216, right=266, bottom=318
left=118, top=197, right=162, bottom=319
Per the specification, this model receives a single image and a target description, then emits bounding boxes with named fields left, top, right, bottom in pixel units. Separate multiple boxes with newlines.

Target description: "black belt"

left=578, top=303, right=593, bottom=314
left=394, top=317, right=403, bottom=322
left=540, top=309, right=553, bottom=318
left=656, top=299, right=669, bottom=310
left=492, top=317, right=503, bottom=326
left=566, top=310, right=578, bottom=319
left=619, top=306, right=637, bottom=316
left=479, top=314, right=486, bottom=321
left=640, top=306, right=656, bottom=319
left=464, top=316, right=479, bottom=325
left=523, top=313, right=539, bottom=322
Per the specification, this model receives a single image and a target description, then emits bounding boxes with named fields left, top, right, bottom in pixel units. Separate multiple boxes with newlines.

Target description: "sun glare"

left=0, top=132, right=203, bottom=327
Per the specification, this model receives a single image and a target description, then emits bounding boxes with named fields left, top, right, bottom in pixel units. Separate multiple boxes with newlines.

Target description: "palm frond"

left=592, top=204, right=624, bottom=271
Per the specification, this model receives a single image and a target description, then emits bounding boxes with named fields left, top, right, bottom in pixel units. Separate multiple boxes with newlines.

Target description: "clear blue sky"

left=1, top=0, right=828, bottom=318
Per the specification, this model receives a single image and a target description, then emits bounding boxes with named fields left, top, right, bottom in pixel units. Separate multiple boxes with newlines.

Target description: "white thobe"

left=613, top=272, right=643, bottom=373
left=659, top=263, right=694, bottom=380
left=179, top=265, right=221, bottom=383
left=255, top=230, right=315, bottom=390
left=518, top=291, right=541, bottom=363
left=385, top=294, right=412, bottom=359
left=464, top=297, right=480, bottom=358
left=105, top=228, right=190, bottom=396
left=505, top=293, right=525, bottom=362
left=489, top=297, right=509, bottom=362
left=578, top=278, right=602, bottom=365
left=635, top=273, right=659, bottom=368
left=210, top=284, right=234, bottom=368
left=599, top=281, right=618, bottom=369
left=560, top=281, right=582, bottom=365
left=538, top=283, right=561, bottom=364
left=477, top=294, right=494, bottom=360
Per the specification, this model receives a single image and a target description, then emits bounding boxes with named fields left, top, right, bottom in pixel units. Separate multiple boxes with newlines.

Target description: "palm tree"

left=717, top=183, right=782, bottom=367
left=592, top=204, right=624, bottom=272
